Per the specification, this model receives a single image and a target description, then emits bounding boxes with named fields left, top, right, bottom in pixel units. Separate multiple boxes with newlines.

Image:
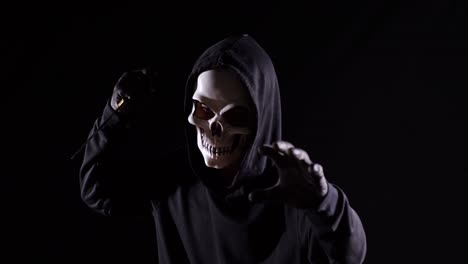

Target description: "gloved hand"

left=248, top=141, right=329, bottom=209
left=110, top=68, right=157, bottom=117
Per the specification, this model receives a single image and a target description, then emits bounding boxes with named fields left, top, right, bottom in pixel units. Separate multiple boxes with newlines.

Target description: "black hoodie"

left=79, top=35, right=367, bottom=264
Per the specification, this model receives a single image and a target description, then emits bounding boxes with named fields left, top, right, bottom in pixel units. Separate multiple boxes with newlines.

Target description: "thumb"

left=248, top=186, right=281, bottom=203
left=225, top=186, right=247, bottom=203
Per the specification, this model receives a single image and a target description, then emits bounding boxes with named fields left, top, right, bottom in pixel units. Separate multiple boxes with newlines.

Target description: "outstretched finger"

left=258, top=145, right=288, bottom=167
left=272, top=141, right=295, bottom=154
left=289, top=148, right=313, bottom=165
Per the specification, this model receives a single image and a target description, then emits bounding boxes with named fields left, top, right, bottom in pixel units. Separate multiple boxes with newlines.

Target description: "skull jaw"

left=196, top=128, right=247, bottom=169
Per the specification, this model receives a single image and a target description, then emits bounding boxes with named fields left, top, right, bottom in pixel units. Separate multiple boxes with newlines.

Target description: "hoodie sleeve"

left=299, top=183, right=367, bottom=264
left=79, top=101, right=178, bottom=217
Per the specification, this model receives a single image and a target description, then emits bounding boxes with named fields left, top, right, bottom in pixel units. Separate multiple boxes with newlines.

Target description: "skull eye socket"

left=223, top=106, right=250, bottom=127
left=193, top=100, right=215, bottom=120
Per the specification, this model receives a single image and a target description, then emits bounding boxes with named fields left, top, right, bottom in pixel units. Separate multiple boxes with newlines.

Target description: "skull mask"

left=188, top=69, right=254, bottom=169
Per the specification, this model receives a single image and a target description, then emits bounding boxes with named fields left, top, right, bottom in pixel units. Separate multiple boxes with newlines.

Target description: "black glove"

left=110, top=68, right=157, bottom=117
left=248, top=141, right=329, bottom=209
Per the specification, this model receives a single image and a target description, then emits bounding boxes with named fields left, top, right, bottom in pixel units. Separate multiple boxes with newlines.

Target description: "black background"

left=3, top=1, right=467, bottom=263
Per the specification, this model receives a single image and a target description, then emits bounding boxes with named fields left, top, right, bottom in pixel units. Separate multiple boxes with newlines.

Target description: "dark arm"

left=301, top=184, right=367, bottom=264
left=79, top=101, right=179, bottom=216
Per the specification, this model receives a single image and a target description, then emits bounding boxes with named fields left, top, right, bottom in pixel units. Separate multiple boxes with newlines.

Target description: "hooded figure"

left=79, top=34, right=367, bottom=264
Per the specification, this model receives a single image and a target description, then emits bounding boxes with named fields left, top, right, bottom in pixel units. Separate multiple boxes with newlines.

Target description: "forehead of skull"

left=193, top=69, right=251, bottom=112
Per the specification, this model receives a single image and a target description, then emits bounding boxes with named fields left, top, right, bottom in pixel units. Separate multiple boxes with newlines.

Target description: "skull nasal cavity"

left=210, top=122, right=222, bottom=137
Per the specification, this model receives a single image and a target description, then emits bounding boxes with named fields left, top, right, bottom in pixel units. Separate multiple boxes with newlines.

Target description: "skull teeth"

left=200, top=130, right=234, bottom=156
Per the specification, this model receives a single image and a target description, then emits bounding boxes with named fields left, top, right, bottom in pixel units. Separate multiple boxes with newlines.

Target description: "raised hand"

left=110, top=68, right=157, bottom=116
left=249, top=141, right=329, bottom=209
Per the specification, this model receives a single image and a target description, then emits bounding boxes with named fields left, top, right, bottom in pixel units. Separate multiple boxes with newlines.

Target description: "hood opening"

left=183, top=34, right=282, bottom=199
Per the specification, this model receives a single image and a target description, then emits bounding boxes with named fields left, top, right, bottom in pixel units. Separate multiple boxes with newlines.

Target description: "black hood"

left=184, top=34, right=282, bottom=195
